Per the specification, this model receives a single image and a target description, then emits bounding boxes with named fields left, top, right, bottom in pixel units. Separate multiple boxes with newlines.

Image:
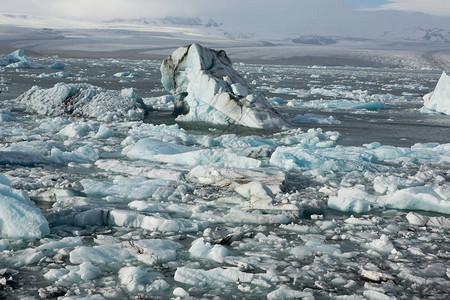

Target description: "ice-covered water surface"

left=1, top=56, right=450, bottom=299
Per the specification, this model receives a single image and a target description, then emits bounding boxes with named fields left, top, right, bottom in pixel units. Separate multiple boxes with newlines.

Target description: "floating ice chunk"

left=0, top=239, right=9, bottom=252
left=7, top=248, right=45, bottom=267
left=80, top=176, right=179, bottom=200
left=0, top=113, right=16, bottom=122
left=49, top=146, right=99, bottom=164
left=124, top=138, right=196, bottom=159
left=373, top=175, right=421, bottom=195
left=328, top=188, right=374, bottom=214
left=94, top=124, right=114, bottom=139
left=109, top=209, right=206, bottom=233
left=37, top=237, right=83, bottom=250
left=95, top=159, right=184, bottom=181
left=363, top=289, right=395, bottom=300
left=124, top=138, right=261, bottom=168
left=1, top=49, right=44, bottom=68
left=423, top=71, right=450, bottom=115
left=292, top=113, right=342, bottom=125
left=174, top=266, right=276, bottom=288
left=49, top=62, right=66, bottom=69
left=58, top=121, right=98, bottom=138
left=0, top=151, right=44, bottom=166
left=118, top=266, right=168, bottom=293
left=48, top=207, right=206, bottom=233
left=70, top=244, right=133, bottom=264
left=288, top=99, right=388, bottom=111
left=143, top=94, right=174, bottom=110
left=17, top=83, right=148, bottom=121
left=36, top=72, right=77, bottom=78
left=173, top=287, right=190, bottom=297
left=291, top=235, right=354, bottom=259
left=189, top=238, right=229, bottom=262
left=406, top=212, right=450, bottom=228
left=187, top=165, right=286, bottom=195
left=160, top=43, right=287, bottom=128
left=377, top=186, right=450, bottom=214
left=0, top=176, right=49, bottom=239
left=360, top=263, right=394, bottom=282
left=45, top=262, right=102, bottom=286
left=113, top=72, right=141, bottom=78
left=126, top=239, right=182, bottom=265
left=235, top=181, right=275, bottom=208
left=365, top=235, right=395, bottom=254
left=267, top=285, right=313, bottom=300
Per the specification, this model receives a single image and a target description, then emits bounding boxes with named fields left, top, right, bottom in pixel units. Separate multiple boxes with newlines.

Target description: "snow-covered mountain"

left=382, top=27, right=450, bottom=43
left=105, top=17, right=221, bottom=28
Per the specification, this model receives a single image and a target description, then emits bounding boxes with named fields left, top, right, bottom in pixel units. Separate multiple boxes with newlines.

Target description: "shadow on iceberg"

left=160, top=43, right=288, bottom=129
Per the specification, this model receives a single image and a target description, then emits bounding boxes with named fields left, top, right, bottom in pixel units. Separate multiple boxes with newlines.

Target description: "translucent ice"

left=0, top=174, right=49, bottom=239
left=160, top=43, right=287, bottom=128
left=423, top=71, right=450, bottom=115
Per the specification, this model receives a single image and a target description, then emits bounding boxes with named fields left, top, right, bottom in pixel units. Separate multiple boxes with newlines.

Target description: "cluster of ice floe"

left=0, top=47, right=450, bottom=299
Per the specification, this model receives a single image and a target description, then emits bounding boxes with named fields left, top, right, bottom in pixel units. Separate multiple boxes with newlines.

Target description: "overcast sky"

left=1, top=0, right=450, bottom=36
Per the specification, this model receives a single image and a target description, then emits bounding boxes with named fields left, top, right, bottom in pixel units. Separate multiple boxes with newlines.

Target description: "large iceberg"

left=0, top=49, right=44, bottom=69
left=423, top=71, right=450, bottom=115
left=17, top=83, right=149, bottom=121
left=0, top=174, right=49, bottom=239
left=160, top=43, right=287, bottom=128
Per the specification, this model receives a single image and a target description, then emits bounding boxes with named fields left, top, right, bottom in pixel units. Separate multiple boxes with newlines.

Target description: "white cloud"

left=1, top=0, right=450, bottom=36
left=378, top=0, right=450, bottom=16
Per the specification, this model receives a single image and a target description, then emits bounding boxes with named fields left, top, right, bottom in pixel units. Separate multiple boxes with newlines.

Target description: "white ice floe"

left=287, top=99, right=388, bottom=111
left=0, top=113, right=16, bottom=122
left=36, top=72, right=77, bottom=78
left=126, top=239, right=182, bottom=265
left=292, top=113, right=342, bottom=125
left=37, top=236, right=83, bottom=250
left=267, top=285, right=313, bottom=300
left=118, top=266, right=168, bottom=293
left=80, top=176, right=180, bottom=200
left=0, top=174, right=49, bottom=239
left=328, top=185, right=450, bottom=215
left=174, top=266, right=284, bottom=288
left=70, top=244, right=133, bottom=264
left=113, top=72, right=141, bottom=78
left=124, top=138, right=261, bottom=168
left=364, top=234, right=396, bottom=254
left=188, top=237, right=229, bottom=262
left=143, top=95, right=174, bottom=110
left=17, top=83, right=148, bottom=121
left=49, top=145, right=99, bottom=164
left=406, top=212, right=450, bottom=228
left=49, top=61, right=66, bottom=69
left=49, top=207, right=207, bottom=233
left=0, top=49, right=44, bottom=69
left=187, top=165, right=286, bottom=195
left=423, top=71, right=450, bottom=115
left=44, top=262, right=102, bottom=286
left=160, top=43, right=287, bottom=128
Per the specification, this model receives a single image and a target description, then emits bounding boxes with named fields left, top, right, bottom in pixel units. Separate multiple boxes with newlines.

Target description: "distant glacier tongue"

left=160, top=43, right=288, bottom=128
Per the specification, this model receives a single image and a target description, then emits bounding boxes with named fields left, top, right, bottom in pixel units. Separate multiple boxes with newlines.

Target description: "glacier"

left=160, top=43, right=288, bottom=128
